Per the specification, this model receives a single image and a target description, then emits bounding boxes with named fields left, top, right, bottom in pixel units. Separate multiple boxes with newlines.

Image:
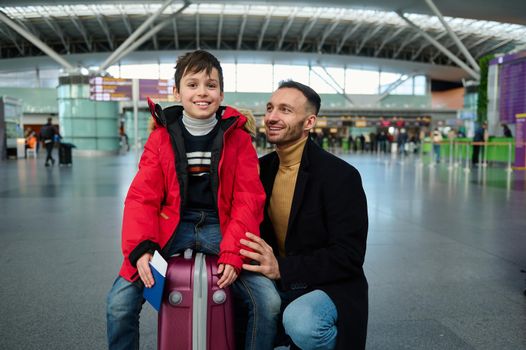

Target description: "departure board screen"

left=139, top=79, right=176, bottom=102
left=89, top=77, right=133, bottom=101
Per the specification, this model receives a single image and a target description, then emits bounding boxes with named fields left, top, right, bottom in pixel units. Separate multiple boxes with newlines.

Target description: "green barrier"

left=420, top=137, right=515, bottom=167
left=342, top=138, right=349, bottom=152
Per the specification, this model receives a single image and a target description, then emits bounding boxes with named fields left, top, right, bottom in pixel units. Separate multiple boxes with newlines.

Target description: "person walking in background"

left=39, top=118, right=57, bottom=167
left=502, top=123, right=512, bottom=138
left=432, top=128, right=442, bottom=163
left=472, top=122, right=488, bottom=165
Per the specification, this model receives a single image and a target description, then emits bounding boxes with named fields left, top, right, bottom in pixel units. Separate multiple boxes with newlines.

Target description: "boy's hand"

left=217, top=264, right=238, bottom=289
left=137, top=253, right=154, bottom=288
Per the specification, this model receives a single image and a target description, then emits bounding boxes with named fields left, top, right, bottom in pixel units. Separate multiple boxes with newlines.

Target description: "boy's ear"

left=173, top=86, right=181, bottom=102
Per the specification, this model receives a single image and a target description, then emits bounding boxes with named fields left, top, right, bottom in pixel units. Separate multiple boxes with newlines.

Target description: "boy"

left=107, top=50, right=280, bottom=350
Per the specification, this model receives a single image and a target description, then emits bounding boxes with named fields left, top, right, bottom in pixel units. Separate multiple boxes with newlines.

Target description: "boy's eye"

left=207, top=83, right=217, bottom=89
left=187, top=82, right=197, bottom=88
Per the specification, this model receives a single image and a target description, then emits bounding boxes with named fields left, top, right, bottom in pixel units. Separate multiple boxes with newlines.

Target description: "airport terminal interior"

left=1, top=1, right=525, bottom=349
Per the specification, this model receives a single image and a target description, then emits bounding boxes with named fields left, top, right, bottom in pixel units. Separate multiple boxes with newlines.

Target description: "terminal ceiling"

left=0, top=0, right=525, bottom=82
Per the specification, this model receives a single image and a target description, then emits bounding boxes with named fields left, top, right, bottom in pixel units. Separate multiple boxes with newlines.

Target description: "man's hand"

left=240, top=232, right=281, bottom=280
left=217, top=264, right=238, bottom=289
left=137, top=253, right=154, bottom=288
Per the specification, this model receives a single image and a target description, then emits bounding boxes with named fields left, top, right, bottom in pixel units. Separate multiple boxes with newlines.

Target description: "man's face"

left=174, top=68, right=224, bottom=119
left=264, top=87, right=316, bottom=148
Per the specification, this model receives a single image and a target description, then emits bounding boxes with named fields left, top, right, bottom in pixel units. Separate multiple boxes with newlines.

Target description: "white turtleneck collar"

left=182, top=110, right=218, bottom=136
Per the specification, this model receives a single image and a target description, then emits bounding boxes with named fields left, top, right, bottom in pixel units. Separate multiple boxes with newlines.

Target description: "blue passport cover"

left=143, top=262, right=166, bottom=312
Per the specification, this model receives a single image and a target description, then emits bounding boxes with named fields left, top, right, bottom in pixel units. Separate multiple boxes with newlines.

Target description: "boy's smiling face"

left=174, top=68, right=224, bottom=119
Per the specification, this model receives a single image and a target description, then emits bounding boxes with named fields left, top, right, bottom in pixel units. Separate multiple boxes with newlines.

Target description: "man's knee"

left=282, top=291, right=337, bottom=349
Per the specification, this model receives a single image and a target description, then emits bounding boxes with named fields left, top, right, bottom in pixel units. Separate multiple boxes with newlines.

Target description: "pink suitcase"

left=158, top=250, right=235, bottom=350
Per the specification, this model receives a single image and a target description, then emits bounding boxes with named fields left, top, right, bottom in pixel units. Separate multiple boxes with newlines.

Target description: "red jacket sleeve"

left=122, top=129, right=165, bottom=267
left=218, top=132, right=266, bottom=270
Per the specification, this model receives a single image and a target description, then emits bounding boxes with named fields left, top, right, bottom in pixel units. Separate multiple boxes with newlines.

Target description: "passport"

left=143, top=250, right=168, bottom=311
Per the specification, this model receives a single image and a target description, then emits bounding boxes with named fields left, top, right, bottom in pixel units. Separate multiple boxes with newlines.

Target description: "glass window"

left=113, top=64, right=160, bottom=79
left=379, top=72, right=402, bottom=93
left=273, top=65, right=310, bottom=90
left=391, top=76, right=413, bottom=95
left=236, top=64, right=273, bottom=92
left=413, top=75, right=427, bottom=95
left=222, top=63, right=237, bottom=92
left=310, top=67, right=345, bottom=94
left=345, top=68, right=380, bottom=94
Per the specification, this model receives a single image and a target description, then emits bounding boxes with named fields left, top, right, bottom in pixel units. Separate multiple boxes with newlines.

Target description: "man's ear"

left=173, top=86, right=181, bottom=102
left=304, top=115, right=317, bottom=132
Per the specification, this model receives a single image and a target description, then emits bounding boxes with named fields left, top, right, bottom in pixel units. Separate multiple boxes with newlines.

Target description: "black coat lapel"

left=287, top=139, right=311, bottom=234
left=260, top=152, right=279, bottom=204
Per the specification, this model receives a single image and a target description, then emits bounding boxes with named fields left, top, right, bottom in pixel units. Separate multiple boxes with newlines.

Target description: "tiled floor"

left=1, top=151, right=525, bottom=349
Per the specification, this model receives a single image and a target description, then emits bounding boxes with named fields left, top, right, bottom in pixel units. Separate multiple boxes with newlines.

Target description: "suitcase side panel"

left=205, top=256, right=235, bottom=350
left=158, top=256, right=194, bottom=350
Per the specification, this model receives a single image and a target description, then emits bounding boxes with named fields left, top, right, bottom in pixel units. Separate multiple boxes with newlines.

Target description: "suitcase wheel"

left=212, top=290, right=226, bottom=304
left=169, top=291, right=183, bottom=305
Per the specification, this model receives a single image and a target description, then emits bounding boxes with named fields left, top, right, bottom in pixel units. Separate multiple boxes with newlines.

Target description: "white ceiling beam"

left=392, top=32, right=421, bottom=59
left=118, top=5, right=133, bottom=35
left=0, top=10, right=74, bottom=70
left=0, top=25, right=24, bottom=55
left=431, top=33, right=470, bottom=60
left=397, top=11, right=479, bottom=80
left=424, top=0, right=480, bottom=72
left=298, top=9, right=321, bottom=51
left=475, top=38, right=514, bottom=58
left=257, top=8, right=273, bottom=50
left=375, top=26, right=406, bottom=57
left=276, top=8, right=298, bottom=50
left=64, top=5, right=92, bottom=51
left=216, top=5, right=224, bottom=50
left=355, top=24, right=383, bottom=55
left=411, top=31, right=447, bottom=60
left=99, top=0, right=181, bottom=72
left=318, top=10, right=344, bottom=53
left=336, top=21, right=363, bottom=54
left=92, top=5, right=114, bottom=50
left=237, top=6, right=249, bottom=50
left=42, top=13, right=69, bottom=54
left=195, top=5, right=200, bottom=49
left=173, top=18, right=179, bottom=49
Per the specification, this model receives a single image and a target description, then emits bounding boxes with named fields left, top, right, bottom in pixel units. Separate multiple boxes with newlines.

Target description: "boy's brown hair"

left=174, top=50, right=224, bottom=93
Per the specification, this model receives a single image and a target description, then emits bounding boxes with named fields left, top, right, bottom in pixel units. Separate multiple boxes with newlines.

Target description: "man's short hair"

left=174, top=50, right=224, bottom=92
left=277, top=80, right=321, bottom=116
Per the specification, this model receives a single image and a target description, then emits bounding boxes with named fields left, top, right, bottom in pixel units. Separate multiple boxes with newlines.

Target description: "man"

left=472, top=121, right=488, bottom=165
left=240, top=81, right=369, bottom=349
left=39, top=118, right=57, bottom=166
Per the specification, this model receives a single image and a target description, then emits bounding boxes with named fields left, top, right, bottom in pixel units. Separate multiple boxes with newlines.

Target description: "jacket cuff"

left=218, top=252, right=242, bottom=274
left=129, top=240, right=161, bottom=268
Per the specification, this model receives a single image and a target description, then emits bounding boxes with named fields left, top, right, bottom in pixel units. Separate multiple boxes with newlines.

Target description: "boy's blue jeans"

left=107, top=210, right=280, bottom=350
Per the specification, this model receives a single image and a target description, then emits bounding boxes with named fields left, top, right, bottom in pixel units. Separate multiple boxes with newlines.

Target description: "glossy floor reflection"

left=0, top=151, right=525, bottom=350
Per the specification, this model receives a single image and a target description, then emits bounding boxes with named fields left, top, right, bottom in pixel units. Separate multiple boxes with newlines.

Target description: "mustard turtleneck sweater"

left=268, top=137, right=308, bottom=256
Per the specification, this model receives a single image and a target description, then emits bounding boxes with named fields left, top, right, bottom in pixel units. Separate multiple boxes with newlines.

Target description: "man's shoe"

left=51, top=159, right=55, bottom=165
left=45, top=163, right=50, bottom=167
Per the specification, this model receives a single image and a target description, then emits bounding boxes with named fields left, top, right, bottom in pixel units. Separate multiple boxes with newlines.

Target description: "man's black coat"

left=259, top=138, right=369, bottom=350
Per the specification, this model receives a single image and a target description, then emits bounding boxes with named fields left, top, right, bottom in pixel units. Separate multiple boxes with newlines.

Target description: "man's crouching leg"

left=283, top=290, right=338, bottom=350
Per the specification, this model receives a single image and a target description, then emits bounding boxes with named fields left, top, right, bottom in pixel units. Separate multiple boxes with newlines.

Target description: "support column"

left=57, top=75, right=120, bottom=155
